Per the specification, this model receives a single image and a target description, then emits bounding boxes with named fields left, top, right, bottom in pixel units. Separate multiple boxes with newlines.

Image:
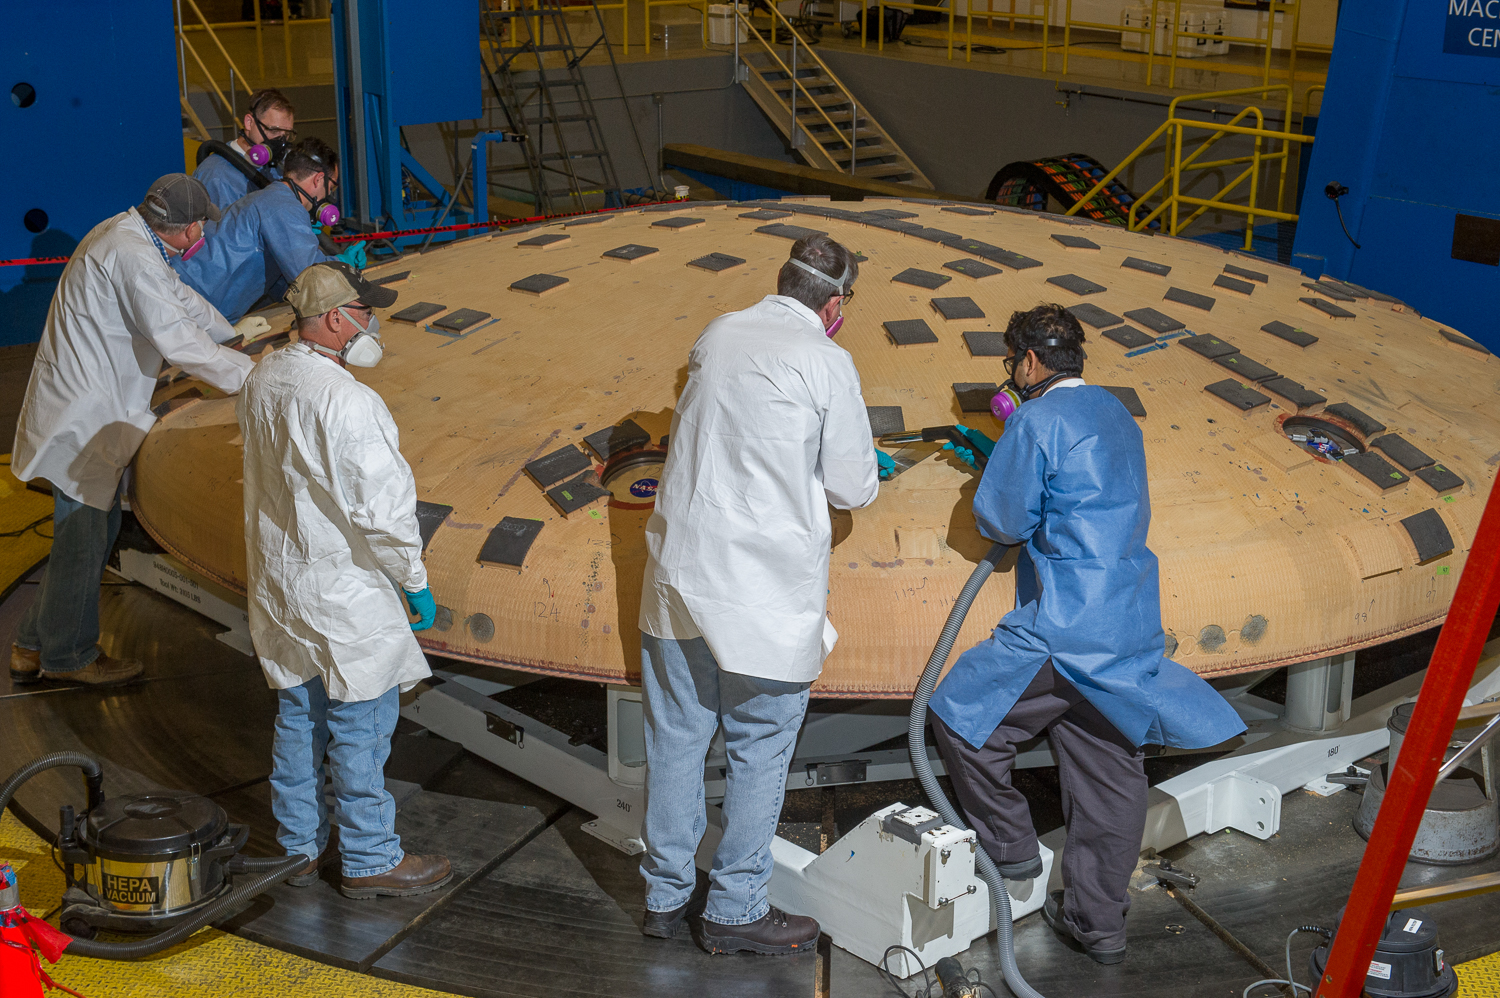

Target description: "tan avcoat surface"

left=132, top=200, right=1499, bottom=695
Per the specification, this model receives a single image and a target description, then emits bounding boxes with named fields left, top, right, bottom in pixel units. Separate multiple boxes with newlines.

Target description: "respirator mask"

left=990, top=338, right=1079, bottom=420
left=242, top=110, right=294, bottom=170
left=311, top=306, right=383, bottom=368
left=787, top=256, right=853, bottom=337
left=287, top=173, right=342, bottom=227
left=180, top=221, right=207, bottom=262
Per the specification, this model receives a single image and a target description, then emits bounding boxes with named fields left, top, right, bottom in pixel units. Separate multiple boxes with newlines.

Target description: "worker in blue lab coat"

left=928, top=303, right=1246, bottom=966
left=176, top=137, right=366, bottom=323
left=193, top=88, right=296, bottom=209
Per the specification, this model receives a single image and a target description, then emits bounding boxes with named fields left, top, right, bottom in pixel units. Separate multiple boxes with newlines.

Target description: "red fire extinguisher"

left=0, top=862, right=86, bottom=998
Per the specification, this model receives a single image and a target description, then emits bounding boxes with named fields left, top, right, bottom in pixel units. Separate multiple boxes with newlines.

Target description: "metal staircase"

left=733, top=9, right=932, bottom=187
left=480, top=0, right=634, bottom=214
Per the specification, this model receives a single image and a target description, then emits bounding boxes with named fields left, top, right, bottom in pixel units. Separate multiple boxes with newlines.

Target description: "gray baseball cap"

left=138, top=174, right=221, bottom=226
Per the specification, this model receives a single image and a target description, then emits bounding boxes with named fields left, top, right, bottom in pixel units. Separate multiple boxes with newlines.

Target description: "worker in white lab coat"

left=8, top=174, right=256, bottom=688
left=238, top=261, right=449, bottom=898
left=638, top=233, right=880, bottom=955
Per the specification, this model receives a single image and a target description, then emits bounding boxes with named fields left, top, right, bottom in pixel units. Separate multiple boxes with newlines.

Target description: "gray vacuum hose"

left=2, top=753, right=305, bottom=960
left=908, top=542, right=1046, bottom=998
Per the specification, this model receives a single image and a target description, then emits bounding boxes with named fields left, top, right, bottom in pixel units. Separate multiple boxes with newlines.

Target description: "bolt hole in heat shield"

left=602, top=448, right=667, bottom=510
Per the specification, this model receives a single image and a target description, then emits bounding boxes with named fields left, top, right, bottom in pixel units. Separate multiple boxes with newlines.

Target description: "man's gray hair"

left=776, top=233, right=858, bottom=313
left=148, top=220, right=194, bottom=238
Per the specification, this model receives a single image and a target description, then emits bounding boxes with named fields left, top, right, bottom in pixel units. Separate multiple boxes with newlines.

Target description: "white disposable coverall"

left=238, top=343, right=430, bottom=703
left=12, top=208, right=253, bottom=510
left=640, top=294, right=880, bottom=684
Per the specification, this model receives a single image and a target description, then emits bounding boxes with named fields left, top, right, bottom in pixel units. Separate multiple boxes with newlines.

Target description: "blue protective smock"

left=175, top=181, right=333, bottom=323
left=192, top=146, right=278, bottom=210
left=929, top=384, right=1246, bottom=751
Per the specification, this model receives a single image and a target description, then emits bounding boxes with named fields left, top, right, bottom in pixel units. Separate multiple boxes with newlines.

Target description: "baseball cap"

left=285, top=260, right=398, bottom=319
left=139, top=174, right=221, bottom=226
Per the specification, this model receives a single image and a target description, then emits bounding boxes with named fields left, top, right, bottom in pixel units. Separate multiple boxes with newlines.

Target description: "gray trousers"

left=931, top=661, right=1147, bottom=950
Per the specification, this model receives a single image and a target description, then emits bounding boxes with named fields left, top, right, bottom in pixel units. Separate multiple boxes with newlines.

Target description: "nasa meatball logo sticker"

left=628, top=477, right=659, bottom=499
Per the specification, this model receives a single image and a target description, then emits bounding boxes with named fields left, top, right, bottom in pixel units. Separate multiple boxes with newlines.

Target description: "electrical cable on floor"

left=898, top=37, right=1006, bottom=54
left=1241, top=926, right=1335, bottom=998
left=0, top=514, right=53, bottom=539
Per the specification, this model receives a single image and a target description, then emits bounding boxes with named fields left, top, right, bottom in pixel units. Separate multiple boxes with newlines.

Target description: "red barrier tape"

left=0, top=201, right=678, bottom=266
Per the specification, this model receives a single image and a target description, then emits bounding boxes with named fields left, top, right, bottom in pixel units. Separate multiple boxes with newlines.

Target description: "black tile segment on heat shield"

left=688, top=252, right=745, bottom=272
left=1205, top=379, right=1271, bottom=411
left=1179, top=334, right=1239, bottom=360
left=963, top=330, right=1007, bottom=356
left=1121, top=256, right=1171, bottom=276
left=739, top=208, right=792, bottom=220
left=755, top=223, right=826, bottom=240
left=1323, top=402, right=1386, bottom=437
left=931, top=297, right=985, bottom=320
left=372, top=271, right=410, bottom=285
left=892, top=268, right=952, bottom=290
left=510, top=274, right=568, bottom=295
left=1371, top=434, right=1435, bottom=470
left=546, top=474, right=611, bottom=516
left=518, top=233, right=570, bottom=248
left=1341, top=451, right=1409, bottom=490
left=1261, top=378, right=1324, bottom=409
left=1261, top=320, right=1318, bottom=347
left=1416, top=465, right=1464, bottom=494
left=1399, top=509, right=1455, bottom=562
left=652, top=217, right=705, bottom=230
left=1301, top=297, right=1356, bottom=319
left=876, top=322, right=936, bottom=349
left=1100, top=385, right=1146, bottom=418
left=953, top=383, right=999, bottom=413
left=1165, top=287, right=1216, bottom=311
left=431, top=308, right=491, bottom=332
left=1046, top=274, right=1107, bottom=296
left=414, top=501, right=452, bottom=553
left=1440, top=328, right=1491, bottom=354
left=1213, top=275, right=1257, bottom=296
left=1123, top=307, right=1184, bottom=334
left=910, top=228, right=965, bottom=245
left=1304, top=281, right=1356, bottom=302
left=603, top=244, right=658, bottom=261
left=1066, top=303, right=1123, bottom=328
left=941, top=205, right=994, bottom=216
left=1223, top=264, right=1269, bottom=283
left=885, top=319, right=939, bottom=346
left=391, top=302, right=445, bottom=324
left=867, top=208, right=919, bottom=219
left=477, top=517, right=545, bottom=570
left=867, top=406, right=905, bottom=435
left=1214, top=354, right=1279, bottom=382
left=1102, top=325, right=1154, bottom=349
left=564, top=214, right=613, bottom=227
left=583, top=419, right=652, bottom=461
left=525, top=444, right=593, bottom=488
left=1051, top=234, right=1100, bottom=250
left=1317, top=279, right=1367, bottom=299
left=943, top=258, right=1004, bottom=279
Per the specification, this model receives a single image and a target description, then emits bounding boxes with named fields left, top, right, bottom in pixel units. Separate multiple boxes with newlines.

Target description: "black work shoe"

left=998, top=854, right=1044, bottom=881
left=1043, top=889, right=1126, bottom=965
left=696, top=906, right=819, bottom=956
left=642, top=871, right=709, bottom=939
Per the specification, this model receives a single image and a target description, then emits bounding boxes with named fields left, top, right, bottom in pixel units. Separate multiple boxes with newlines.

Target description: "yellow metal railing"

left=1064, top=85, right=1315, bottom=251
left=735, top=3, right=866, bottom=169
left=866, top=0, right=971, bottom=60
left=1302, top=84, right=1325, bottom=123
left=177, top=0, right=329, bottom=85
left=1163, top=0, right=1301, bottom=89
left=1063, top=0, right=1155, bottom=78
left=175, top=0, right=254, bottom=135
left=972, top=0, right=1052, bottom=71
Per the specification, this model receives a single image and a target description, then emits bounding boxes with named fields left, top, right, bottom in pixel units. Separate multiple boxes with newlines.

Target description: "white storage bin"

left=1120, top=3, right=1224, bottom=58
left=708, top=3, right=750, bottom=43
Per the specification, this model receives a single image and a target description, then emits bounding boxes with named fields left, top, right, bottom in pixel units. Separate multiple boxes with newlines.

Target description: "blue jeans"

left=270, top=677, right=404, bottom=878
left=640, top=634, right=810, bottom=925
left=16, top=486, right=123, bottom=673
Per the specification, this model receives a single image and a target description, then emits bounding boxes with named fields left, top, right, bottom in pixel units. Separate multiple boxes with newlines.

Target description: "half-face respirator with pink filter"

left=787, top=256, right=852, bottom=337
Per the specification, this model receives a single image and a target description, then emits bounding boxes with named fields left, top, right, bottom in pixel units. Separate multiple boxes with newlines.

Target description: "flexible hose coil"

left=2, top=754, right=304, bottom=960
left=908, top=542, right=1046, bottom=998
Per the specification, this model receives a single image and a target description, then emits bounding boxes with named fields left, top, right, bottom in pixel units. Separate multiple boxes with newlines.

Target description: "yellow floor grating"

left=1, top=812, right=446, bottom=998
left=1459, top=949, right=1500, bottom=997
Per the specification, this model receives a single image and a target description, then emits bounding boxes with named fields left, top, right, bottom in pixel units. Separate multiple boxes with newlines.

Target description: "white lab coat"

left=237, top=343, right=430, bottom=703
left=640, top=295, right=880, bottom=684
left=12, top=208, right=253, bottom=510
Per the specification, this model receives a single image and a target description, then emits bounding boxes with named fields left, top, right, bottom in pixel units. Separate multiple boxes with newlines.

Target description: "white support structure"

left=114, top=549, right=254, bottom=655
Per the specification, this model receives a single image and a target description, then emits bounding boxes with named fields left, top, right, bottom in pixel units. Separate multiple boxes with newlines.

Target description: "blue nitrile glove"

left=953, top=423, right=996, bottom=460
left=942, top=440, right=978, bottom=469
left=877, top=450, right=896, bottom=480
left=404, top=587, right=437, bottom=631
left=336, top=240, right=368, bottom=270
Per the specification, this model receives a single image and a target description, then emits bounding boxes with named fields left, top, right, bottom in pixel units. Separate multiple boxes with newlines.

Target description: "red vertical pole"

left=1315, top=478, right=1500, bottom=998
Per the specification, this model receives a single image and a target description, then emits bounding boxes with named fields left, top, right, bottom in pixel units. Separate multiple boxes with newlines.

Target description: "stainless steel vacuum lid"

left=83, top=793, right=228, bottom=857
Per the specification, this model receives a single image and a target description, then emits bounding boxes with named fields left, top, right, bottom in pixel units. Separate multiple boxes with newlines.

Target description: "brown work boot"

left=40, top=653, right=143, bottom=688
left=696, top=906, right=819, bottom=956
left=340, top=854, right=452, bottom=899
left=9, top=645, right=40, bottom=685
left=286, top=840, right=337, bottom=888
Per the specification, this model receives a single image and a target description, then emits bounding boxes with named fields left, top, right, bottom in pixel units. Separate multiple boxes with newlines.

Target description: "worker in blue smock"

left=193, top=88, right=296, bottom=209
left=928, top=303, right=1245, bottom=966
left=176, top=136, right=366, bottom=323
